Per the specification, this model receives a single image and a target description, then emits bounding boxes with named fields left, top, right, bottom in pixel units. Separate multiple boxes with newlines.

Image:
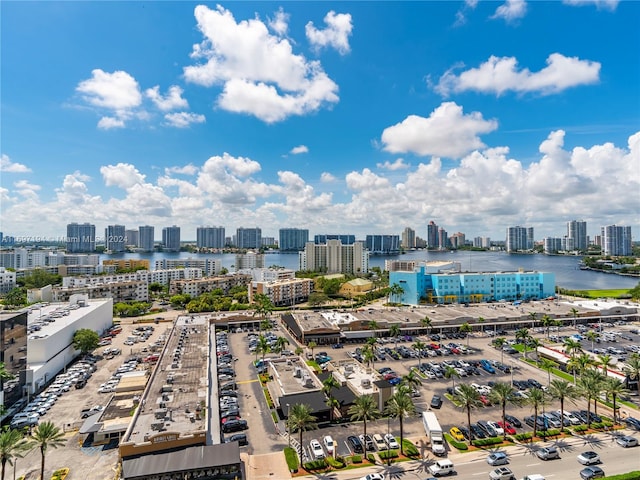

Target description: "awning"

left=79, top=412, right=102, bottom=434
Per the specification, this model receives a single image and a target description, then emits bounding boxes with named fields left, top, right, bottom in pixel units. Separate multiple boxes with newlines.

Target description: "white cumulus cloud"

left=1, top=154, right=31, bottom=173
left=563, top=0, right=619, bottom=11
left=305, top=11, right=353, bottom=55
left=435, top=53, right=600, bottom=97
left=164, top=112, right=206, bottom=128
left=290, top=145, right=309, bottom=155
left=491, top=0, right=528, bottom=23
left=100, top=163, right=146, bottom=189
left=146, top=85, right=189, bottom=111
left=183, top=5, right=339, bottom=123
left=268, top=7, right=290, bottom=36
left=381, top=102, right=498, bottom=158
left=377, top=158, right=410, bottom=171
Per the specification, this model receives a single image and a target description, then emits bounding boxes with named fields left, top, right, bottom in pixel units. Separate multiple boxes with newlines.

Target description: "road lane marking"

left=237, top=379, right=259, bottom=384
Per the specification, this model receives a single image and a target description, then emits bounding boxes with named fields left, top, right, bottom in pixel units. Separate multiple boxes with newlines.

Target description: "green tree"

left=515, top=328, right=530, bottom=360
left=528, top=312, right=538, bottom=328
left=525, top=387, right=547, bottom=438
left=287, top=404, right=318, bottom=465
left=493, top=337, right=507, bottom=365
left=564, top=338, right=583, bottom=359
left=459, top=323, right=472, bottom=346
left=348, top=395, right=380, bottom=448
left=576, top=370, right=603, bottom=429
left=322, top=374, right=341, bottom=422
left=570, top=307, right=580, bottom=329
left=18, top=269, right=61, bottom=289
left=401, top=369, right=422, bottom=392
left=31, top=421, right=65, bottom=480
left=412, top=340, right=426, bottom=368
left=444, top=365, right=460, bottom=391
left=623, top=353, right=640, bottom=398
left=452, top=384, right=481, bottom=442
left=274, top=337, right=290, bottom=355
left=489, top=382, right=518, bottom=440
left=2, top=288, right=26, bottom=308
left=541, top=315, right=554, bottom=340
left=602, top=377, right=629, bottom=424
left=72, top=329, right=100, bottom=355
left=548, top=379, right=577, bottom=433
left=368, top=320, right=379, bottom=332
left=585, top=331, right=598, bottom=352
left=597, top=354, right=613, bottom=375
left=307, top=341, right=317, bottom=359
left=538, top=358, right=557, bottom=386
left=389, top=324, right=401, bottom=349
left=0, top=427, right=32, bottom=480
left=388, top=283, right=404, bottom=304
left=420, top=316, right=433, bottom=336
left=253, top=293, right=274, bottom=320
left=362, top=344, right=375, bottom=370
left=307, top=292, right=329, bottom=307
left=384, top=387, right=415, bottom=455
left=256, top=335, right=271, bottom=363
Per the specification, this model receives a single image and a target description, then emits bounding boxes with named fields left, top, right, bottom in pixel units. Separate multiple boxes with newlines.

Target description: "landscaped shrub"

left=284, top=447, right=299, bottom=471
left=401, top=440, right=420, bottom=457
left=472, top=436, right=503, bottom=447
left=263, top=388, right=274, bottom=409
left=378, top=449, right=399, bottom=460
left=303, top=458, right=328, bottom=471
left=444, top=433, right=468, bottom=450
left=270, top=411, right=278, bottom=423
left=538, top=428, right=561, bottom=438
left=366, top=453, right=376, bottom=463
left=514, top=432, right=533, bottom=441
left=327, top=456, right=346, bottom=469
left=351, top=454, right=363, bottom=464
left=573, top=425, right=588, bottom=433
left=599, top=471, right=640, bottom=480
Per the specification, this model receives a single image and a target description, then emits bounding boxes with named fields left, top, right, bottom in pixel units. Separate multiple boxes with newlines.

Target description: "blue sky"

left=1, top=0, right=638, bottom=242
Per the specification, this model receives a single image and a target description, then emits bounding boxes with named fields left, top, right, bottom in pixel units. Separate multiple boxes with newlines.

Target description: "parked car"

left=221, top=419, right=247, bottom=433
left=384, top=433, right=400, bottom=449
left=347, top=435, right=364, bottom=454
left=577, top=451, right=601, bottom=465
left=372, top=433, right=387, bottom=451
left=359, top=434, right=375, bottom=451
left=536, top=446, right=560, bottom=460
left=310, top=439, right=325, bottom=459
left=616, top=435, right=639, bottom=448
left=360, top=474, right=384, bottom=480
left=489, top=467, right=515, bottom=480
left=323, top=435, right=335, bottom=455
left=449, top=427, right=465, bottom=442
left=580, top=466, right=605, bottom=480
left=504, top=414, right=522, bottom=428
left=497, top=421, right=516, bottom=435
left=486, top=452, right=509, bottom=466
left=431, top=394, right=443, bottom=409
left=225, top=433, right=248, bottom=446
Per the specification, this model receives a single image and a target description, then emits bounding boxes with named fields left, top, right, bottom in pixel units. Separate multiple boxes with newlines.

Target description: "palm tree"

left=548, top=379, right=577, bottom=433
left=528, top=312, right=538, bottom=328
left=274, top=336, right=290, bottom=355
left=570, top=307, right=580, bottom=329
left=538, top=358, right=557, bottom=386
left=597, top=354, right=613, bottom=376
left=576, top=370, right=602, bottom=429
left=362, top=344, right=376, bottom=370
left=576, top=353, right=595, bottom=374
left=488, top=382, right=518, bottom=440
left=348, top=394, right=380, bottom=449
left=325, top=397, right=341, bottom=423
left=525, top=387, right=547, bottom=438
left=541, top=315, right=554, bottom=340
left=412, top=340, right=426, bottom=367
left=564, top=338, right=583, bottom=360
left=31, top=421, right=65, bottom=480
left=388, top=283, right=404, bottom=304
left=452, top=384, right=481, bottom=442
left=322, top=375, right=341, bottom=422
left=0, top=428, right=32, bottom=480
left=384, top=388, right=415, bottom=455
left=401, top=369, right=422, bottom=392
left=623, top=353, right=640, bottom=398
left=493, top=337, right=507, bottom=365
left=368, top=320, right=379, bottom=332
left=256, top=335, right=271, bottom=363
left=0, top=364, right=13, bottom=417
left=307, top=341, right=317, bottom=360
left=585, top=331, right=598, bottom=352
left=389, top=324, right=401, bottom=349
left=287, top=404, right=318, bottom=465
left=420, top=316, right=433, bottom=336
left=444, top=365, right=460, bottom=391
left=515, top=328, right=530, bottom=359
left=459, top=322, right=472, bottom=346
left=602, top=377, right=629, bottom=424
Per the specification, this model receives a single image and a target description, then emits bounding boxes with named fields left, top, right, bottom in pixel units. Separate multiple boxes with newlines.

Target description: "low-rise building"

left=248, top=277, right=315, bottom=306
left=169, top=274, right=250, bottom=297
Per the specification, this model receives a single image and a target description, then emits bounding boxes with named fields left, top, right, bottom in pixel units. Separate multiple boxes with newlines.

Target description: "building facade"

left=314, top=234, right=355, bottom=245
left=299, top=240, right=369, bottom=274
left=0, top=311, right=28, bottom=417
left=66, top=223, right=96, bottom=253
left=234, top=252, right=264, bottom=270
left=125, top=229, right=139, bottom=247
left=0, top=267, right=17, bottom=294
left=154, top=258, right=220, bottom=277
left=162, top=226, right=181, bottom=252
left=105, top=224, right=126, bottom=253
left=602, top=224, right=632, bottom=256
left=196, top=226, right=226, bottom=249
left=506, top=226, right=534, bottom=252
left=169, top=274, right=251, bottom=297
left=248, top=277, right=315, bottom=306
left=365, top=235, right=400, bottom=254
left=138, top=225, right=155, bottom=252
left=401, top=227, right=416, bottom=249
left=543, top=237, right=563, bottom=255
left=279, top=228, right=309, bottom=252
left=235, top=227, right=261, bottom=249
left=566, top=220, right=588, bottom=252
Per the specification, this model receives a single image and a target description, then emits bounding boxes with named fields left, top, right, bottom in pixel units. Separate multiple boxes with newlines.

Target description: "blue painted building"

left=390, top=266, right=555, bottom=305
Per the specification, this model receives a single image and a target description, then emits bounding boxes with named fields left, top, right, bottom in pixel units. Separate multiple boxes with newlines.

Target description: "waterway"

left=103, top=250, right=639, bottom=291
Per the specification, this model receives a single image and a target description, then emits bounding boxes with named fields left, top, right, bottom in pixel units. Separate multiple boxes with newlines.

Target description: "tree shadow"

left=576, top=434, right=606, bottom=449
left=308, top=472, right=339, bottom=480
left=549, top=438, right=577, bottom=454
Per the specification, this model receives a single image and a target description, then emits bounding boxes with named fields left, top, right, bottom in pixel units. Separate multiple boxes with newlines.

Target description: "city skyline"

left=1, top=2, right=639, bottom=240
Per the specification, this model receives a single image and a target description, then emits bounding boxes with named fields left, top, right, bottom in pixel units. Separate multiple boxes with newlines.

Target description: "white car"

left=577, top=451, right=601, bottom=465
left=323, top=435, right=335, bottom=455
left=488, top=421, right=504, bottom=436
left=310, top=439, right=325, bottom=459
left=372, top=433, right=387, bottom=450
left=360, top=474, right=384, bottom=480
left=384, top=433, right=400, bottom=449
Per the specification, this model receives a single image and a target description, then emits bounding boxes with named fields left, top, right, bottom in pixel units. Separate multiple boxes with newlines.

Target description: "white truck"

left=422, top=411, right=446, bottom=456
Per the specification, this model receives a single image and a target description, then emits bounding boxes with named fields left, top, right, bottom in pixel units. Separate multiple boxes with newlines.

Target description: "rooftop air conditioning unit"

left=304, top=377, right=314, bottom=387
left=294, top=367, right=302, bottom=378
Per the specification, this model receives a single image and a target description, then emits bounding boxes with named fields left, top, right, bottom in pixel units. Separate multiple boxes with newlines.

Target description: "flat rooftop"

left=270, top=357, right=322, bottom=396
left=331, top=360, right=378, bottom=396
left=26, top=300, right=110, bottom=339
left=125, top=316, right=209, bottom=445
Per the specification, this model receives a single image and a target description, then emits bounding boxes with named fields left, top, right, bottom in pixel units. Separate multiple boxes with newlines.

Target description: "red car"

left=479, top=395, right=491, bottom=406
left=221, top=416, right=241, bottom=424
left=498, top=421, right=516, bottom=434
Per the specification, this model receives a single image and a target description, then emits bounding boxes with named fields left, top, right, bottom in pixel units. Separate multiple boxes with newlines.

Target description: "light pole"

left=510, top=360, right=514, bottom=387
left=286, top=403, right=291, bottom=448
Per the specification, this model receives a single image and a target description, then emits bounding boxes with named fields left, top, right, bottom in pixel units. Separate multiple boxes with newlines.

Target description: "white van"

left=521, top=475, right=545, bottom=480
left=428, top=459, right=455, bottom=477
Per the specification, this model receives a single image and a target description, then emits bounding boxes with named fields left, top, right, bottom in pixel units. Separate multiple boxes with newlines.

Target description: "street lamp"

left=510, top=360, right=514, bottom=387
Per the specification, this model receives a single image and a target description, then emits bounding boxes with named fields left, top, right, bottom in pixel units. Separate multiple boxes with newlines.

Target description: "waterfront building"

left=506, top=226, right=534, bottom=252
left=279, top=228, right=309, bottom=252
left=105, top=224, right=126, bottom=253
left=450, top=232, right=466, bottom=249
left=249, top=277, right=315, bottom=306
left=566, top=220, right=588, bottom=252
left=390, top=265, right=555, bottom=305
left=169, top=274, right=251, bottom=297
left=53, top=280, right=148, bottom=303
left=401, top=227, right=416, bottom=249
left=602, top=224, right=632, bottom=256
left=235, top=227, right=261, bottom=249
left=196, top=226, right=225, bottom=249
left=365, top=234, right=400, bottom=254
left=138, top=225, right=155, bottom=252
left=237, top=268, right=296, bottom=282
left=438, top=228, right=449, bottom=249
left=314, top=234, right=355, bottom=245
left=299, top=240, right=369, bottom=274
left=103, top=259, right=150, bottom=271
left=66, top=222, right=96, bottom=253
left=162, top=225, right=181, bottom=252
left=154, top=258, right=220, bottom=276
left=427, top=221, right=439, bottom=249
left=125, top=229, right=139, bottom=247
left=262, top=236, right=275, bottom=246
left=544, top=237, right=563, bottom=254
